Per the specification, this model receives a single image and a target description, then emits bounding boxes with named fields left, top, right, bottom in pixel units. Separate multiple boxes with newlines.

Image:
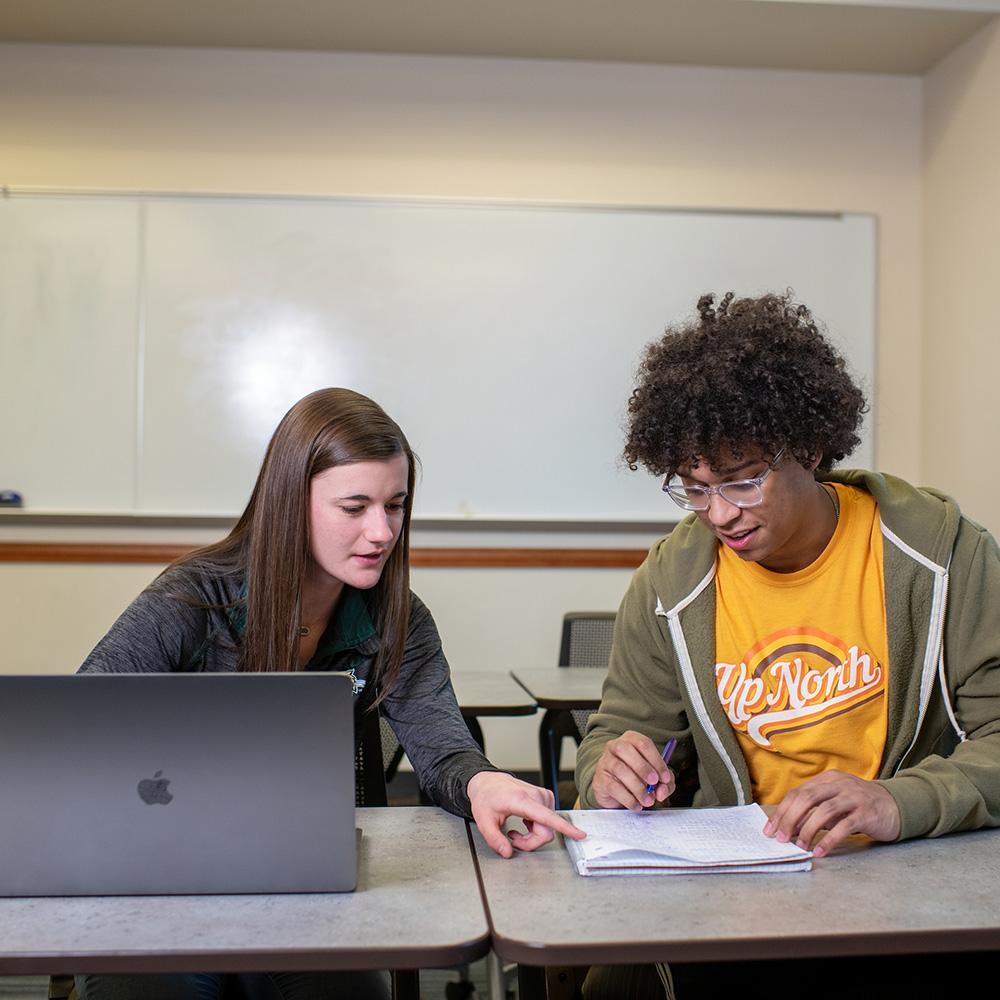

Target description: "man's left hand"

left=763, top=770, right=901, bottom=858
left=467, top=771, right=586, bottom=858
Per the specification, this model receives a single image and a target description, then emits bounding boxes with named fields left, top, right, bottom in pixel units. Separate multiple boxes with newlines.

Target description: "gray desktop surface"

left=472, top=821, right=1000, bottom=966
left=0, top=809, right=489, bottom=975
left=510, top=668, right=606, bottom=710
left=451, top=672, right=538, bottom=717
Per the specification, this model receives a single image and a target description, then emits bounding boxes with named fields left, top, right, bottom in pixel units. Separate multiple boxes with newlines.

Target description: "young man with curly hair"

left=575, top=292, right=1000, bottom=998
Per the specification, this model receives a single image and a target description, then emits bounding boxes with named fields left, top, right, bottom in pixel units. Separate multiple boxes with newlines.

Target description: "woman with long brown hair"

left=77, top=387, right=582, bottom=1000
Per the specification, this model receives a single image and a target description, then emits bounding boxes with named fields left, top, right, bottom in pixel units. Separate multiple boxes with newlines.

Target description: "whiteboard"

left=0, top=196, right=140, bottom=511
left=0, top=194, right=875, bottom=522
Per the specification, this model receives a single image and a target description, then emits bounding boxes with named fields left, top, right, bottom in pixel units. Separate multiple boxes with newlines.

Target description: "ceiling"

left=0, top=0, right=997, bottom=74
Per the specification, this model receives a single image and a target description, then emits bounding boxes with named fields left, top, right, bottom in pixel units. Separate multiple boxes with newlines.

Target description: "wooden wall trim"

left=0, top=543, right=646, bottom=569
left=0, top=544, right=195, bottom=564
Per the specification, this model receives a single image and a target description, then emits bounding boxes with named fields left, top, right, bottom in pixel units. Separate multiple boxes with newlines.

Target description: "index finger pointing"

left=516, top=799, right=587, bottom=841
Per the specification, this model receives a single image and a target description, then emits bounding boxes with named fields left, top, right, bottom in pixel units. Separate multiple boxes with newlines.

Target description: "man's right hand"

left=591, top=730, right=676, bottom=810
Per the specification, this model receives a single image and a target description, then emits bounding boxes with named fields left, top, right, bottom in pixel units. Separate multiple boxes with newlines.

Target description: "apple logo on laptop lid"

left=137, top=770, right=174, bottom=805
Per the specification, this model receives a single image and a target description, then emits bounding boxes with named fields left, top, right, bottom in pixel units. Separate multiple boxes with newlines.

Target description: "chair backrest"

left=355, top=706, right=388, bottom=807
left=559, top=611, right=616, bottom=668
left=379, top=715, right=409, bottom=782
left=559, top=611, right=616, bottom=739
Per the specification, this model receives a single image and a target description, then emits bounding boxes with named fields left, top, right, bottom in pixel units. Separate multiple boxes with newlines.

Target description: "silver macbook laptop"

left=0, top=672, right=357, bottom=896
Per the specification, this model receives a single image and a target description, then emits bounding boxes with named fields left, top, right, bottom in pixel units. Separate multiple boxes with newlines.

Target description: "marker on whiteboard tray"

left=0, top=490, right=23, bottom=507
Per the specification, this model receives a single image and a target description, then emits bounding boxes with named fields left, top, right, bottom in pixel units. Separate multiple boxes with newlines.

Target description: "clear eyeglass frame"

left=662, top=448, right=786, bottom=511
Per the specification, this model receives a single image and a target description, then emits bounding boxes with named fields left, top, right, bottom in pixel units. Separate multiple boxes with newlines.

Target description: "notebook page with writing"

left=561, top=804, right=812, bottom=876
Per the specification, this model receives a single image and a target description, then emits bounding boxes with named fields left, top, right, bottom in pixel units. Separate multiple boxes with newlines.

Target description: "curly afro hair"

left=624, top=291, right=867, bottom=477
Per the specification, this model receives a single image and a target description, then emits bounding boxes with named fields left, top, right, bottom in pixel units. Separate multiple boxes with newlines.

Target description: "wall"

left=0, top=43, right=923, bottom=768
left=923, top=19, right=1000, bottom=533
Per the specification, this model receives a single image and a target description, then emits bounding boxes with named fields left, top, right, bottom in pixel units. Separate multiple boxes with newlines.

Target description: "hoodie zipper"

left=656, top=568, right=748, bottom=805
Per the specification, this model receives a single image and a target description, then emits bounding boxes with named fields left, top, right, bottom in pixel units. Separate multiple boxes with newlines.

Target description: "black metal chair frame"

left=540, top=611, right=616, bottom=809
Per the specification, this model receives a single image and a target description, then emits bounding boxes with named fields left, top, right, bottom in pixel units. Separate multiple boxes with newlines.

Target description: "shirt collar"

left=227, top=581, right=378, bottom=655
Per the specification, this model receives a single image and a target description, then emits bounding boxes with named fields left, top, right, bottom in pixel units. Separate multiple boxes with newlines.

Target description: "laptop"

left=0, top=672, right=357, bottom=895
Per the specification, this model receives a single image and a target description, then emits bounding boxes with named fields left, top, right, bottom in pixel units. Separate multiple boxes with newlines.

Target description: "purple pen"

left=645, top=736, right=677, bottom=796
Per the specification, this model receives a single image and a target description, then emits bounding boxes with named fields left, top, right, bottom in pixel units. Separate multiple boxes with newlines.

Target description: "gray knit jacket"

left=79, top=565, right=495, bottom=818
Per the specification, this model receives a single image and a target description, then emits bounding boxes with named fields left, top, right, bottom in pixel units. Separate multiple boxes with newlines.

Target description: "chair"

left=379, top=716, right=407, bottom=785
left=356, top=705, right=389, bottom=807
left=540, top=612, right=616, bottom=807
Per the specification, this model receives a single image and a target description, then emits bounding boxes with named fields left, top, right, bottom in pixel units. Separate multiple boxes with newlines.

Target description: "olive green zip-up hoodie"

left=576, top=470, right=1000, bottom=841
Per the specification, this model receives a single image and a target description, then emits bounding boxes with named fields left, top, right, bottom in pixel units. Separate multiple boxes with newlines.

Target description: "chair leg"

left=539, top=709, right=562, bottom=810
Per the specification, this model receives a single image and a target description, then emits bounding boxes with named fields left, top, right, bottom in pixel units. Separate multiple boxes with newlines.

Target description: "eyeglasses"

left=662, top=449, right=786, bottom=511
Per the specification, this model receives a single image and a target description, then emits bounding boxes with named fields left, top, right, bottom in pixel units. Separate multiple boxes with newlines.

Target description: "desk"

left=472, top=824, right=1000, bottom=995
left=452, top=671, right=538, bottom=750
left=510, top=668, right=606, bottom=712
left=0, top=809, right=488, bottom=981
left=511, top=668, right=606, bottom=807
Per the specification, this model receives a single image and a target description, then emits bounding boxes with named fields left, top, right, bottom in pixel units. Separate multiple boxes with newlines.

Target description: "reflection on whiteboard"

left=0, top=195, right=875, bottom=521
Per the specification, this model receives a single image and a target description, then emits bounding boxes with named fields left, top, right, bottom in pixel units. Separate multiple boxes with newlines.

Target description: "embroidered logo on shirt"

left=715, top=627, right=885, bottom=749
left=345, top=668, right=366, bottom=696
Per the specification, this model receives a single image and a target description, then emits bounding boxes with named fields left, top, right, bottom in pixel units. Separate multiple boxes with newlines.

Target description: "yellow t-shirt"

left=714, top=483, right=889, bottom=804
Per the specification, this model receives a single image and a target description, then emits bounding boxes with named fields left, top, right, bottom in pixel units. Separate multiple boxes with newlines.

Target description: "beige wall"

left=0, top=43, right=923, bottom=768
left=1, top=562, right=165, bottom=672
left=923, top=20, right=1000, bottom=533
left=2, top=44, right=923, bottom=472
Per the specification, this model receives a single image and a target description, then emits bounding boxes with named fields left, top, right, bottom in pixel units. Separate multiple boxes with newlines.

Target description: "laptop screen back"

left=0, top=672, right=357, bottom=895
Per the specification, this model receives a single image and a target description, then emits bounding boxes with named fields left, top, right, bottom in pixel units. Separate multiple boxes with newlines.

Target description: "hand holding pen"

left=591, top=731, right=678, bottom=811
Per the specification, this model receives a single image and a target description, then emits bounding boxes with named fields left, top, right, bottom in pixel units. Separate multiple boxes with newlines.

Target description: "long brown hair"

left=177, top=388, right=415, bottom=702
